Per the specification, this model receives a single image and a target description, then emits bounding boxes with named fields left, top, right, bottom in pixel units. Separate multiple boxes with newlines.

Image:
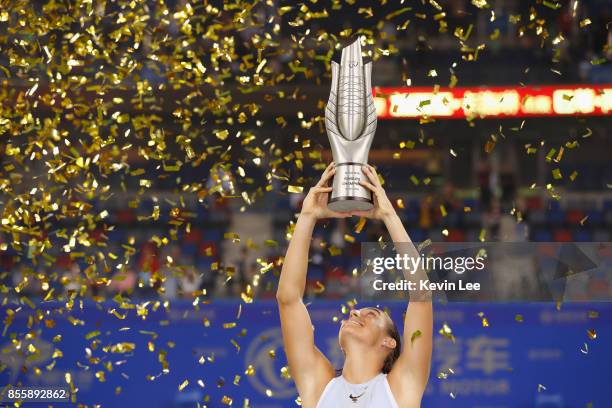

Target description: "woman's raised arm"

left=276, top=163, right=349, bottom=407
left=355, top=164, right=433, bottom=407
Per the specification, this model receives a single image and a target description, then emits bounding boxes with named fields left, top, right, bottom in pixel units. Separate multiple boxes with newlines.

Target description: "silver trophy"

left=325, top=38, right=377, bottom=212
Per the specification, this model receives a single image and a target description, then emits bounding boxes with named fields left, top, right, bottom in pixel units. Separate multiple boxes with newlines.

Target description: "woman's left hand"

left=300, top=163, right=351, bottom=220
left=351, top=165, right=397, bottom=221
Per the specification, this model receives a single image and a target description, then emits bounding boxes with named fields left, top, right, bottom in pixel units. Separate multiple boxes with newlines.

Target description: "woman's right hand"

left=352, top=164, right=397, bottom=222
left=300, top=163, right=351, bottom=220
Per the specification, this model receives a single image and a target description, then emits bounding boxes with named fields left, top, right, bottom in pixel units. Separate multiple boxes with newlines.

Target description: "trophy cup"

left=325, top=38, right=377, bottom=212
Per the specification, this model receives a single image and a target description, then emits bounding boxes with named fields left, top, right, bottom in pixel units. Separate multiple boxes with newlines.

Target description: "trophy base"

left=328, top=196, right=374, bottom=212
left=328, top=163, right=374, bottom=212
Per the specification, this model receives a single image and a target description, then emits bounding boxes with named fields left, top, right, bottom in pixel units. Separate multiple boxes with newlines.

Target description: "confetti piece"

left=476, top=311, right=489, bottom=327
left=385, top=7, right=412, bottom=19
left=543, top=1, right=561, bottom=10
left=314, top=281, right=326, bottom=294
left=587, top=329, right=596, bottom=340
left=439, top=322, right=456, bottom=342
left=580, top=343, right=589, bottom=354
left=570, top=171, right=578, bottom=182
left=280, top=366, right=291, bottom=379
left=440, top=205, right=447, bottom=217
left=328, top=246, right=341, bottom=256
left=288, top=185, right=304, bottom=194
left=400, top=140, right=416, bottom=149
left=355, top=217, right=367, bottom=234
left=588, top=311, right=599, bottom=319
left=471, top=0, right=489, bottom=8
left=410, top=330, right=422, bottom=346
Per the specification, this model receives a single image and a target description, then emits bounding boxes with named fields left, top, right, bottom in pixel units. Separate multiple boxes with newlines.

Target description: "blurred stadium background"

left=0, top=0, right=611, bottom=407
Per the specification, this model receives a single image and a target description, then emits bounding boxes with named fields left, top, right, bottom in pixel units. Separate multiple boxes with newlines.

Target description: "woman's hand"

left=300, top=163, right=351, bottom=220
left=352, top=165, right=397, bottom=221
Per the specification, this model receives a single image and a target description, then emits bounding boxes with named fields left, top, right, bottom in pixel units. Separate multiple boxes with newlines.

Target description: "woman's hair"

left=382, top=318, right=402, bottom=374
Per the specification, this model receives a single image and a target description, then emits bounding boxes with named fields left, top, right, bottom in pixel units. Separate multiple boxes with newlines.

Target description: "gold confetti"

left=478, top=312, right=489, bottom=327
left=570, top=171, right=578, bottom=181
left=355, top=217, right=367, bottom=234
left=587, top=329, right=596, bottom=340
left=543, top=1, right=561, bottom=10
left=471, top=0, right=489, bottom=8
left=439, top=322, right=455, bottom=342
left=328, top=246, right=341, bottom=256
left=280, top=366, right=291, bottom=379
left=314, top=281, right=325, bottom=294
left=288, top=185, right=304, bottom=194
left=344, top=234, right=356, bottom=243
left=410, top=329, right=422, bottom=346
left=440, top=205, right=447, bottom=217
left=0, top=3, right=601, bottom=407
left=386, top=7, right=412, bottom=19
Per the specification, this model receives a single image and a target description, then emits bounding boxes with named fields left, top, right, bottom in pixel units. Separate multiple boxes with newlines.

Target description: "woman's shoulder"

left=302, top=367, right=337, bottom=408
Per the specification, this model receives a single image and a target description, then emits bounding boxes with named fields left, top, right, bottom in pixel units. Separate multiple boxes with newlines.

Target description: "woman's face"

left=339, top=307, right=389, bottom=348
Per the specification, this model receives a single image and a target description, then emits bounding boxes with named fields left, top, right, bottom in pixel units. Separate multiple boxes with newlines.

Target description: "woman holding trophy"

left=276, top=162, right=433, bottom=408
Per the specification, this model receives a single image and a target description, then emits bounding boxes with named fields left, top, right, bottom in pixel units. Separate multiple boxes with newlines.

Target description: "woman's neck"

left=342, top=349, right=383, bottom=384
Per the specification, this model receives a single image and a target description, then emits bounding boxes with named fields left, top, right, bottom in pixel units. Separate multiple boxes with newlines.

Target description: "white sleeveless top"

left=316, top=373, right=399, bottom=408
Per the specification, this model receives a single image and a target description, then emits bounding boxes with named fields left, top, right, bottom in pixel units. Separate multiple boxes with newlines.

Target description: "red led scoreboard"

left=374, top=85, right=612, bottom=119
